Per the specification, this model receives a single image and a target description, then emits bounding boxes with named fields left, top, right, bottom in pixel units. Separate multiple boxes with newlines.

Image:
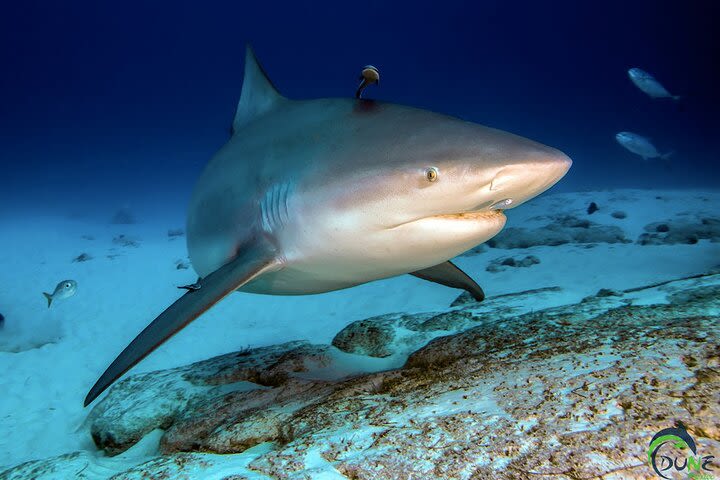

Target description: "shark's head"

left=370, top=113, right=572, bottom=221
left=291, top=102, right=572, bottom=276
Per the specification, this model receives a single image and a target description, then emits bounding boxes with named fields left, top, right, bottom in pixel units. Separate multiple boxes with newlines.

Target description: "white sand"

left=0, top=188, right=718, bottom=470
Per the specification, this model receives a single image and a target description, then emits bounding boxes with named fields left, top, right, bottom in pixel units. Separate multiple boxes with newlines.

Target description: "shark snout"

left=488, top=151, right=572, bottom=208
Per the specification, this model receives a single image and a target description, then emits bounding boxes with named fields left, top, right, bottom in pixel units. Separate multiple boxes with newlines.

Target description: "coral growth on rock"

left=486, top=254, right=540, bottom=272
left=2, top=274, right=719, bottom=480
left=487, top=215, right=630, bottom=249
left=637, top=217, right=720, bottom=246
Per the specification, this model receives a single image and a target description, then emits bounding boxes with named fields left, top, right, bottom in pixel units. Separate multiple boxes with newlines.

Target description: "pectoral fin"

left=411, top=261, right=485, bottom=302
left=84, top=241, right=279, bottom=406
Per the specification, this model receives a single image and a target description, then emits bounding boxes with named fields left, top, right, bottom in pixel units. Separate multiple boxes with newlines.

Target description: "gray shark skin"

left=84, top=47, right=571, bottom=406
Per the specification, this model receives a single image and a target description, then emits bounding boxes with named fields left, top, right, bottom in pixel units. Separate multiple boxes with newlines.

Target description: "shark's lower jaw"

left=430, top=209, right=507, bottom=221
left=377, top=208, right=507, bottom=275
left=390, top=209, right=505, bottom=229
left=390, top=210, right=507, bottom=254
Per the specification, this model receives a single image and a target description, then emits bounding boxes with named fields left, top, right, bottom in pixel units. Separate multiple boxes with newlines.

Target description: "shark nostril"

left=489, top=165, right=521, bottom=192
left=489, top=170, right=510, bottom=191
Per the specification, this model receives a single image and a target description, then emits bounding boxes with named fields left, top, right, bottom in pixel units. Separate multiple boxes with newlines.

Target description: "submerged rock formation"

left=86, top=341, right=334, bottom=455
left=485, top=254, right=540, bottom=272
left=72, top=253, right=93, bottom=263
left=637, top=217, right=720, bottom=245
left=112, top=234, right=140, bottom=248
left=167, top=228, right=185, bottom=239
left=487, top=214, right=630, bottom=249
left=2, top=273, right=719, bottom=479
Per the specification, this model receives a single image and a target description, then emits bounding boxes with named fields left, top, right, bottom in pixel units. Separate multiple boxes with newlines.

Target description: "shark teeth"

left=434, top=210, right=506, bottom=221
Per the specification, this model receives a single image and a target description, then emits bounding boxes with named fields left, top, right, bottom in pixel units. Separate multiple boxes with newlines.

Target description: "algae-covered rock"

left=161, top=378, right=337, bottom=454
left=637, top=217, right=720, bottom=245
left=87, top=341, right=332, bottom=454
left=331, top=316, right=397, bottom=357
left=487, top=215, right=630, bottom=249
left=486, top=254, right=540, bottom=272
left=9, top=273, right=718, bottom=480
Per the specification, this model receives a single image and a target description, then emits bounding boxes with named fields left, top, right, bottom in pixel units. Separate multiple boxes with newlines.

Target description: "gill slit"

left=261, top=182, right=292, bottom=233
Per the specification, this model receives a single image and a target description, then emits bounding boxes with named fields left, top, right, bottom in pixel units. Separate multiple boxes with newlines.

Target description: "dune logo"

left=647, top=426, right=715, bottom=479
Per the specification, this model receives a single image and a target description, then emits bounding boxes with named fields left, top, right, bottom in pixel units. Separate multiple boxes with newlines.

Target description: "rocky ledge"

left=2, top=273, right=719, bottom=480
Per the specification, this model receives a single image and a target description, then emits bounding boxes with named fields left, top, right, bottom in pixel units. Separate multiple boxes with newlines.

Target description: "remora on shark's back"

left=85, top=47, right=572, bottom=406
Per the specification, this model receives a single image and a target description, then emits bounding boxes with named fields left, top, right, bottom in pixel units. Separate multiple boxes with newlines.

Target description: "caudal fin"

left=660, top=151, right=674, bottom=160
left=43, top=292, right=53, bottom=308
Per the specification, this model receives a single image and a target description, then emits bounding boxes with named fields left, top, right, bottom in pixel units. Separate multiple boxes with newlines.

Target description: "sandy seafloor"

left=0, top=188, right=718, bottom=477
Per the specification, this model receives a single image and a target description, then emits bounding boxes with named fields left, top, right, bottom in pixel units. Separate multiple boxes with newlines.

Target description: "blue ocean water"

left=1, top=0, right=718, bottom=219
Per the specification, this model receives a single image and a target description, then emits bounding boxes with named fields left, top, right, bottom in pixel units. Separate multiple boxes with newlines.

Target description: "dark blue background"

left=2, top=0, right=718, bottom=218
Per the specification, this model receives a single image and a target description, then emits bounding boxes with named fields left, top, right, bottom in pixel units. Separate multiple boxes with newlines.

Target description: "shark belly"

left=240, top=209, right=507, bottom=295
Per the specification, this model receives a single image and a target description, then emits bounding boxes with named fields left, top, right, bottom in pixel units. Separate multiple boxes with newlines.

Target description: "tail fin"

left=672, top=95, right=681, bottom=101
left=43, top=292, right=53, bottom=308
left=660, top=151, right=674, bottom=160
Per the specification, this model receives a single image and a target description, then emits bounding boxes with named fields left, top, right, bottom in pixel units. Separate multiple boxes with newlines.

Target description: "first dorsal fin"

left=232, top=45, right=285, bottom=133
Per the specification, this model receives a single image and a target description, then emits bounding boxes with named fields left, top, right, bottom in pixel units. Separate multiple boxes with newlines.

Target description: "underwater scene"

left=1, top=1, right=718, bottom=479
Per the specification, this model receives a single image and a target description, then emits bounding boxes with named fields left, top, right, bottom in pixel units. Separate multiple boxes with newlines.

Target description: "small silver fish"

left=615, top=131, right=673, bottom=160
left=43, top=280, right=77, bottom=308
left=628, top=68, right=680, bottom=100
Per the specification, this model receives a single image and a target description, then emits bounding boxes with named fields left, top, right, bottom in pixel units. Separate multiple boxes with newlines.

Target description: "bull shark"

left=84, top=47, right=571, bottom=406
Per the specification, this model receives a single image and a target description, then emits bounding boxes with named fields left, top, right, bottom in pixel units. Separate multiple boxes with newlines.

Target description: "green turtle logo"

left=647, top=426, right=715, bottom=479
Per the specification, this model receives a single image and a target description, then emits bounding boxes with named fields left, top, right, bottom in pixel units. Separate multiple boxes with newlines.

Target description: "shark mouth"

left=430, top=209, right=506, bottom=221
left=390, top=203, right=508, bottom=229
left=441, top=198, right=513, bottom=220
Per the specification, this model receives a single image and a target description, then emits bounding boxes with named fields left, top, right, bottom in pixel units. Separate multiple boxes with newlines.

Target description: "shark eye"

left=425, top=167, right=439, bottom=182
